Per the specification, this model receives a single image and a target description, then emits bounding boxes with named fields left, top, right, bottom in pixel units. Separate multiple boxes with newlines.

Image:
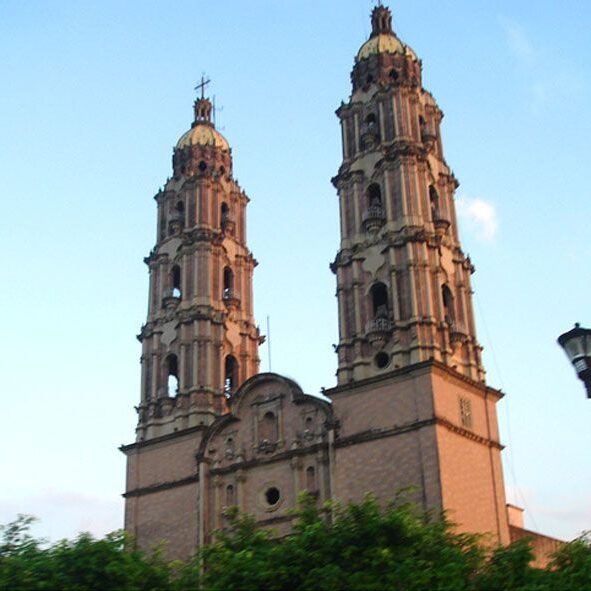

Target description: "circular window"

left=198, top=160, right=207, bottom=171
left=375, top=352, right=390, bottom=369
left=265, top=487, right=280, bottom=506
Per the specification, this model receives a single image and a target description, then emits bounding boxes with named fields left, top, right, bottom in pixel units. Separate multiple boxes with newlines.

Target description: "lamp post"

left=557, top=323, right=591, bottom=399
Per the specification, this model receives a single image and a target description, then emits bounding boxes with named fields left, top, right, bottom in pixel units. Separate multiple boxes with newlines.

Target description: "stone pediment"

left=197, top=373, right=333, bottom=468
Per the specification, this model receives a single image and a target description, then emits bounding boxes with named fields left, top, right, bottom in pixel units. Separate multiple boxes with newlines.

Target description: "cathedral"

left=121, top=5, right=556, bottom=562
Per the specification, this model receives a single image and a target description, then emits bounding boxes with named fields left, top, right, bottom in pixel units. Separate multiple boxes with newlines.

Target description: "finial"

left=193, top=74, right=213, bottom=125
left=194, top=74, right=211, bottom=100
left=370, top=3, right=393, bottom=37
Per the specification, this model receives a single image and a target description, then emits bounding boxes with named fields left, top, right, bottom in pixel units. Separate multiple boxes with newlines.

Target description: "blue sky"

left=1, top=0, right=590, bottom=543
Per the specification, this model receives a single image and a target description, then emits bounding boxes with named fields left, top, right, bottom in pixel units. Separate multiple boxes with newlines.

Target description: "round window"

left=265, top=487, right=280, bottom=506
left=375, top=352, right=390, bottom=369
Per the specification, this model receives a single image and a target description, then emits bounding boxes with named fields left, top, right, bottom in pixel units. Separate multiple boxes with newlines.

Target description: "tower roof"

left=175, top=82, right=230, bottom=152
left=176, top=119, right=230, bottom=152
left=356, top=5, right=418, bottom=63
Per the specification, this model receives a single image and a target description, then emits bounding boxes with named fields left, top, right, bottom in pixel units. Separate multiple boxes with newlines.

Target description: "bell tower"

left=328, top=5, right=510, bottom=545
left=136, top=84, right=261, bottom=441
left=332, top=4, right=484, bottom=384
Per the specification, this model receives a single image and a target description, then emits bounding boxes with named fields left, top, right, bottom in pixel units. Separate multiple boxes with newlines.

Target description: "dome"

left=356, top=5, right=418, bottom=64
left=176, top=124, right=229, bottom=152
left=356, top=33, right=418, bottom=63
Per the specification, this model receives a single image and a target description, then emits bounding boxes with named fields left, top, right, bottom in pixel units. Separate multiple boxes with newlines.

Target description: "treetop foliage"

left=1, top=496, right=590, bottom=591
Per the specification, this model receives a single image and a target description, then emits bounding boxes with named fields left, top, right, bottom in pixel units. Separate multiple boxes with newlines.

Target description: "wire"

left=474, top=289, right=540, bottom=533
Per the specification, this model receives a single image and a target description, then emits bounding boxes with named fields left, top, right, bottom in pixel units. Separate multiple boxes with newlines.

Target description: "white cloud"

left=499, top=17, right=535, bottom=65
left=0, top=490, right=123, bottom=543
left=456, top=196, right=498, bottom=241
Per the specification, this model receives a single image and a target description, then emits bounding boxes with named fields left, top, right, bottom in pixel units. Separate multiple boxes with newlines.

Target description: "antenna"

left=266, top=315, right=272, bottom=372
left=213, top=95, right=224, bottom=128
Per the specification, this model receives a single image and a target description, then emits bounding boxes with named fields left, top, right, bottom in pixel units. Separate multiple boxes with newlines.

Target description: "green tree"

left=0, top=514, right=191, bottom=591
left=201, top=495, right=485, bottom=591
left=2, top=500, right=590, bottom=591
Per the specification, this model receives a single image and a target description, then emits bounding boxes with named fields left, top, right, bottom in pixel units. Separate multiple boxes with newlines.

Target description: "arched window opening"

left=371, top=282, right=389, bottom=319
left=365, top=113, right=377, bottom=129
left=166, top=354, right=179, bottom=397
left=259, top=411, right=278, bottom=443
left=225, top=484, right=235, bottom=507
left=225, top=437, right=235, bottom=457
left=442, top=285, right=455, bottom=326
left=171, top=265, right=181, bottom=298
left=429, top=186, right=440, bottom=220
left=389, top=68, right=398, bottom=81
left=223, top=267, right=234, bottom=300
left=224, top=355, right=238, bottom=397
left=198, top=160, right=207, bottom=172
left=306, top=466, right=316, bottom=492
left=367, top=183, right=382, bottom=207
left=221, top=202, right=229, bottom=228
left=175, top=201, right=185, bottom=215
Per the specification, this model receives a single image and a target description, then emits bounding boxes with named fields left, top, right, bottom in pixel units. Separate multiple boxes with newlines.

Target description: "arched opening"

left=223, top=267, right=234, bottom=300
left=389, top=68, right=399, bottom=81
left=165, top=354, right=179, bottom=397
left=365, top=113, right=377, bottom=129
left=305, top=466, right=316, bottom=492
left=370, top=282, right=389, bottom=319
left=429, top=186, right=440, bottom=221
left=224, top=355, right=238, bottom=397
left=198, top=160, right=207, bottom=172
left=225, top=484, right=235, bottom=507
left=259, top=411, right=278, bottom=443
left=171, top=265, right=181, bottom=298
left=175, top=201, right=184, bottom=215
left=442, top=284, right=455, bottom=326
left=221, top=202, right=229, bottom=229
left=367, top=183, right=382, bottom=207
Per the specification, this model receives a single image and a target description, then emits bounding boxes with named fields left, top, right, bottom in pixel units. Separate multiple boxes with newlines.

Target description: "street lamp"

left=557, top=323, right=591, bottom=399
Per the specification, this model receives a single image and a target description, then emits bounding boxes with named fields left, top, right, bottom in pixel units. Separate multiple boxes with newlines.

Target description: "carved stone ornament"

left=362, top=245, right=386, bottom=277
left=158, top=236, right=182, bottom=259
left=161, top=321, right=178, bottom=347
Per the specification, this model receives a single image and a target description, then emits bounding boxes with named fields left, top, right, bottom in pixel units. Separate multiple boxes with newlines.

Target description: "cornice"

left=206, top=442, right=328, bottom=476
left=436, top=417, right=504, bottom=450
left=122, top=475, right=198, bottom=498
left=334, top=416, right=502, bottom=451
left=119, top=424, right=206, bottom=453
left=326, top=359, right=499, bottom=400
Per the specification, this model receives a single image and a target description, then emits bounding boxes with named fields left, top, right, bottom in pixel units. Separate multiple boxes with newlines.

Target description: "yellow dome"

left=356, top=33, right=418, bottom=63
left=176, top=124, right=229, bottom=152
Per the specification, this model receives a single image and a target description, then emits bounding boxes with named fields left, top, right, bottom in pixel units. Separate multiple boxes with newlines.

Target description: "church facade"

left=122, top=6, right=513, bottom=559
